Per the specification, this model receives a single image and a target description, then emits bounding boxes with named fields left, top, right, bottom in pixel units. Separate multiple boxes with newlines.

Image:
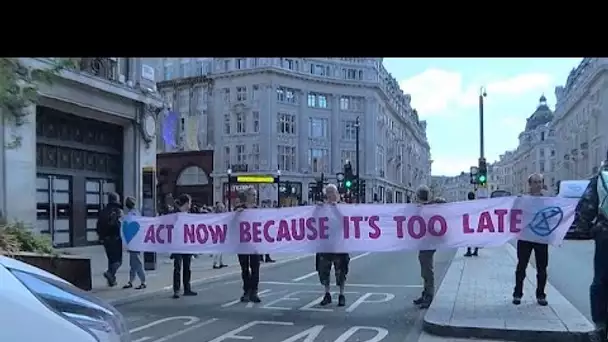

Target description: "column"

left=364, top=97, right=375, bottom=176
left=298, top=89, right=308, bottom=170
left=265, top=84, right=277, bottom=171
left=331, top=94, right=341, bottom=173
left=4, top=104, right=37, bottom=227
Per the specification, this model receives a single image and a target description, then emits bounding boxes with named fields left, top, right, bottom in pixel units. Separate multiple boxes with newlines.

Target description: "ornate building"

left=553, top=58, right=608, bottom=181
left=150, top=58, right=432, bottom=204
left=0, top=58, right=163, bottom=247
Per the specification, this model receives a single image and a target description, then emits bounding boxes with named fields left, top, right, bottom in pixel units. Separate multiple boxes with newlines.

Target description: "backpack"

left=597, top=170, right=608, bottom=219
left=96, top=205, right=122, bottom=239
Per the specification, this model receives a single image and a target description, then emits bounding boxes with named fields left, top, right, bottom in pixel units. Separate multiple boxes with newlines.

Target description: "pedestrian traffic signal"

left=345, top=180, right=352, bottom=188
left=477, top=158, right=487, bottom=186
left=344, top=162, right=354, bottom=191
left=359, top=179, right=366, bottom=203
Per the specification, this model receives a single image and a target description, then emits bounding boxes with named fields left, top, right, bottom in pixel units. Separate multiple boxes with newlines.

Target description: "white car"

left=0, top=255, right=131, bottom=341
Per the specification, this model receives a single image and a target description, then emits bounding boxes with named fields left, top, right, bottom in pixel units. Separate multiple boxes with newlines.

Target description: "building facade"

left=552, top=58, right=608, bottom=182
left=153, top=58, right=432, bottom=204
left=0, top=58, right=163, bottom=247
left=492, top=96, right=557, bottom=195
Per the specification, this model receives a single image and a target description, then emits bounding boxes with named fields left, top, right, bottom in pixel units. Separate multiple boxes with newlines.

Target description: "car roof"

left=0, top=255, right=71, bottom=285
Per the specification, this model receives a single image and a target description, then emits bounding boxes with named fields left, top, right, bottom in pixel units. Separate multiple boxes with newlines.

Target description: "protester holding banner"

left=413, top=186, right=439, bottom=309
left=464, top=191, right=480, bottom=257
left=236, top=188, right=262, bottom=303
left=576, top=156, right=608, bottom=336
left=316, top=184, right=350, bottom=307
left=171, top=194, right=197, bottom=299
left=512, top=173, right=548, bottom=306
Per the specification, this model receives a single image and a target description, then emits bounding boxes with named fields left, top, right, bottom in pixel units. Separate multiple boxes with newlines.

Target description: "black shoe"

left=184, top=290, right=198, bottom=296
left=537, top=297, right=548, bottom=306
left=103, top=272, right=117, bottom=287
left=472, top=251, right=479, bottom=256
left=265, top=258, right=275, bottom=263
left=464, top=252, right=473, bottom=257
left=220, top=264, right=228, bottom=268
left=240, top=291, right=250, bottom=302
left=418, top=296, right=433, bottom=309
left=135, top=284, right=146, bottom=290
left=413, top=295, right=425, bottom=305
left=213, top=265, right=221, bottom=269
left=320, top=292, right=332, bottom=306
left=249, top=292, right=261, bottom=303
left=338, top=294, right=346, bottom=307
left=172, top=293, right=180, bottom=299
left=122, top=282, right=133, bottom=289
left=512, top=296, right=522, bottom=305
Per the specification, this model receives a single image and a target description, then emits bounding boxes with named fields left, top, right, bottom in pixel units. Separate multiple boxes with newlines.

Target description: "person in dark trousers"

left=464, top=191, right=479, bottom=257
left=171, top=194, right=197, bottom=299
left=236, top=188, right=262, bottom=303
left=123, top=196, right=146, bottom=290
left=96, top=192, right=124, bottom=287
left=576, top=155, right=608, bottom=338
left=512, top=173, right=548, bottom=306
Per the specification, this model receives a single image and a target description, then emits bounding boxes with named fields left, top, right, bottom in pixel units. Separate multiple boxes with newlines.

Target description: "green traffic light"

left=478, top=175, right=486, bottom=183
left=345, top=180, right=352, bottom=188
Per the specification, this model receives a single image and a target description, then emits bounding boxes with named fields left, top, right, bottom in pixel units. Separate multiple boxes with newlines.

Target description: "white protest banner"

left=122, top=196, right=578, bottom=254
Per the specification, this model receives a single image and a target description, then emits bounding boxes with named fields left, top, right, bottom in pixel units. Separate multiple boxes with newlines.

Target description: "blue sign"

left=122, top=220, right=141, bottom=244
left=527, top=206, right=564, bottom=237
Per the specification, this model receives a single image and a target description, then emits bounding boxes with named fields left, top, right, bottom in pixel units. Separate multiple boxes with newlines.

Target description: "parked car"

left=557, top=179, right=591, bottom=239
left=490, top=190, right=512, bottom=198
left=0, top=255, right=131, bottom=342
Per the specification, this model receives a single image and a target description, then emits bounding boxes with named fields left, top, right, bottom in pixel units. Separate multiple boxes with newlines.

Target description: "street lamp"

left=355, top=116, right=361, bottom=203
left=479, top=87, right=487, bottom=160
left=227, top=168, right=232, bottom=211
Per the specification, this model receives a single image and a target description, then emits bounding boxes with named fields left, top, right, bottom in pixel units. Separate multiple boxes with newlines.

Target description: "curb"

left=106, top=254, right=314, bottom=306
left=422, top=246, right=599, bottom=342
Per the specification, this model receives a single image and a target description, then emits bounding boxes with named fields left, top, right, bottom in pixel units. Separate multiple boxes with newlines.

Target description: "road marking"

left=291, top=252, right=371, bottom=282
left=220, top=289, right=276, bottom=308
left=133, top=338, right=152, bottom=342
left=149, top=318, right=218, bottom=342
left=130, top=316, right=200, bottom=333
left=260, top=281, right=422, bottom=288
left=208, top=320, right=293, bottom=342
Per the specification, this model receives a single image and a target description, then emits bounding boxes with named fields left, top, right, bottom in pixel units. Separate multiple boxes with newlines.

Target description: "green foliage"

left=0, top=221, right=55, bottom=255
left=0, top=58, right=79, bottom=126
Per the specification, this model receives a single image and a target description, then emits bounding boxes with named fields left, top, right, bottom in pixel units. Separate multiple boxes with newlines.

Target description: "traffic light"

left=336, top=172, right=346, bottom=194
left=359, top=179, right=366, bottom=203
left=477, top=158, right=487, bottom=186
left=470, top=166, right=478, bottom=185
left=344, top=162, right=354, bottom=190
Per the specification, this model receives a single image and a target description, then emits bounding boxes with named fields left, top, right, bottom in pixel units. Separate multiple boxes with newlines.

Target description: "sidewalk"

left=58, top=245, right=312, bottom=306
left=423, top=245, right=597, bottom=342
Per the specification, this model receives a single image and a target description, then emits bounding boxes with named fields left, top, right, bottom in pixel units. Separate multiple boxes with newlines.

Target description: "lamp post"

left=355, top=116, right=361, bottom=203
left=479, top=87, right=487, bottom=160
left=227, top=168, right=232, bottom=211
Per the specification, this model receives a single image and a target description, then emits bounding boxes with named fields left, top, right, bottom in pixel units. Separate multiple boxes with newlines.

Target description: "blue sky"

left=383, top=58, right=582, bottom=176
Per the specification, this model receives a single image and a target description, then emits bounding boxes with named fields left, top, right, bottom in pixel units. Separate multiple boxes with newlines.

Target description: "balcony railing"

left=79, top=58, right=118, bottom=82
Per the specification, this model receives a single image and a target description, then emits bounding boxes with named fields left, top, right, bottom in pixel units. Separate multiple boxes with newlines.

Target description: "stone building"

left=0, top=58, right=163, bottom=247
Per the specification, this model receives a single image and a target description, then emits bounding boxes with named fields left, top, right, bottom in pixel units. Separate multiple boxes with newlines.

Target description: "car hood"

left=0, top=255, right=71, bottom=285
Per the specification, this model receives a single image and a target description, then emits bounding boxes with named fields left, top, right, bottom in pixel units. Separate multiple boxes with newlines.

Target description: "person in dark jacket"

left=236, top=188, right=262, bottom=303
left=97, top=192, right=124, bottom=287
left=316, top=184, right=350, bottom=307
left=576, top=155, right=608, bottom=336
left=464, top=191, right=479, bottom=257
left=171, top=194, right=197, bottom=299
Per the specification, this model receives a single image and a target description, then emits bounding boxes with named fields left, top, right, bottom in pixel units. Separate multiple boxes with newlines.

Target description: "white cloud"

left=399, top=70, right=553, bottom=117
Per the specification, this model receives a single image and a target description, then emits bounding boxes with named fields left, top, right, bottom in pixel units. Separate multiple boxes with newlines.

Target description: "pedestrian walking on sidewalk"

left=413, top=187, right=442, bottom=309
left=512, top=173, right=549, bottom=306
left=122, top=196, right=146, bottom=290
left=96, top=192, right=123, bottom=287
left=464, top=191, right=479, bottom=257
left=316, top=184, right=350, bottom=307
left=212, top=203, right=228, bottom=269
left=171, top=194, right=197, bottom=299
left=236, top=188, right=262, bottom=303
left=575, top=154, right=608, bottom=338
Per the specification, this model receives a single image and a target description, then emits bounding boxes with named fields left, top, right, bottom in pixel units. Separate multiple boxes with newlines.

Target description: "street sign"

left=235, top=175, right=276, bottom=183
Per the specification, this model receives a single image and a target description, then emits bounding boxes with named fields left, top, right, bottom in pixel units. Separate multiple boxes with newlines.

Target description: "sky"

left=383, top=58, right=582, bottom=176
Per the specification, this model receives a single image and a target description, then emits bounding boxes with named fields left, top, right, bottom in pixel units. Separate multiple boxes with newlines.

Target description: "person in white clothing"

left=212, top=202, right=228, bottom=269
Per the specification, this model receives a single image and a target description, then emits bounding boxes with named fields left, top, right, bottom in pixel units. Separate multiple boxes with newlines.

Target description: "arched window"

left=176, top=166, right=209, bottom=186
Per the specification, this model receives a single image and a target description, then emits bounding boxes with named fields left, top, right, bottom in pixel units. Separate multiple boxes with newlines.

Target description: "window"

left=277, top=113, right=296, bottom=134
left=178, top=90, right=189, bottom=114
left=342, top=120, right=357, bottom=140
left=347, top=69, right=357, bottom=80
left=236, top=58, right=246, bottom=69
left=540, top=161, right=545, bottom=173
left=540, top=149, right=545, bottom=158
left=252, top=85, right=260, bottom=101
left=236, top=86, right=247, bottom=101
left=309, top=148, right=329, bottom=173
left=236, top=144, right=246, bottom=163
left=541, top=132, right=545, bottom=141
left=223, top=88, right=230, bottom=103
left=278, top=145, right=296, bottom=171
left=307, top=93, right=329, bottom=108
left=277, top=88, right=285, bottom=102
left=277, top=87, right=297, bottom=104
left=223, top=60, right=230, bottom=71
left=179, top=61, right=188, bottom=78
left=551, top=149, right=556, bottom=157
left=358, top=70, right=364, bottom=80
left=250, top=144, right=260, bottom=170
left=224, top=114, right=231, bottom=134
left=251, top=58, right=259, bottom=67
left=340, top=97, right=350, bottom=111
left=236, top=113, right=246, bottom=133
left=309, top=118, right=328, bottom=138
left=195, top=60, right=203, bottom=76
left=340, top=96, right=363, bottom=111
left=283, top=58, right=295, bottom=70
left=224, top=146, right=231, bottom=170
left=341, top=150, right=357, bottom=172
left=163, top=64, right=172, bottom=80
left=252, top=111, right=260, bottom=133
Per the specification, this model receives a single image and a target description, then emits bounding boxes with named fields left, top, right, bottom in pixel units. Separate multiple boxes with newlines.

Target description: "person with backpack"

left=96, top=192, right=124, bottom=287
left=576, top=154, right=608, bottom=339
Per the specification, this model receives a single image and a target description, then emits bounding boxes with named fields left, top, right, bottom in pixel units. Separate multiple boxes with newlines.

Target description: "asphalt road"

left=116, top=250, right=456, bottom=342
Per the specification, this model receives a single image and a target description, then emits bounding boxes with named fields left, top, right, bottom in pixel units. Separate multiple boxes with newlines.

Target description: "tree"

left=0, top=58, right=78, bottom=148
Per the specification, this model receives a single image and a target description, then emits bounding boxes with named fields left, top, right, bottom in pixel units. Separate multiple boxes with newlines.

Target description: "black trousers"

left=513, top=240, right=548, bottom=299
left=102, top=237, right=123, bottom=278
left=172, top=254, right=192, bottom=293
left=238, top=254, right=260, bottom=292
